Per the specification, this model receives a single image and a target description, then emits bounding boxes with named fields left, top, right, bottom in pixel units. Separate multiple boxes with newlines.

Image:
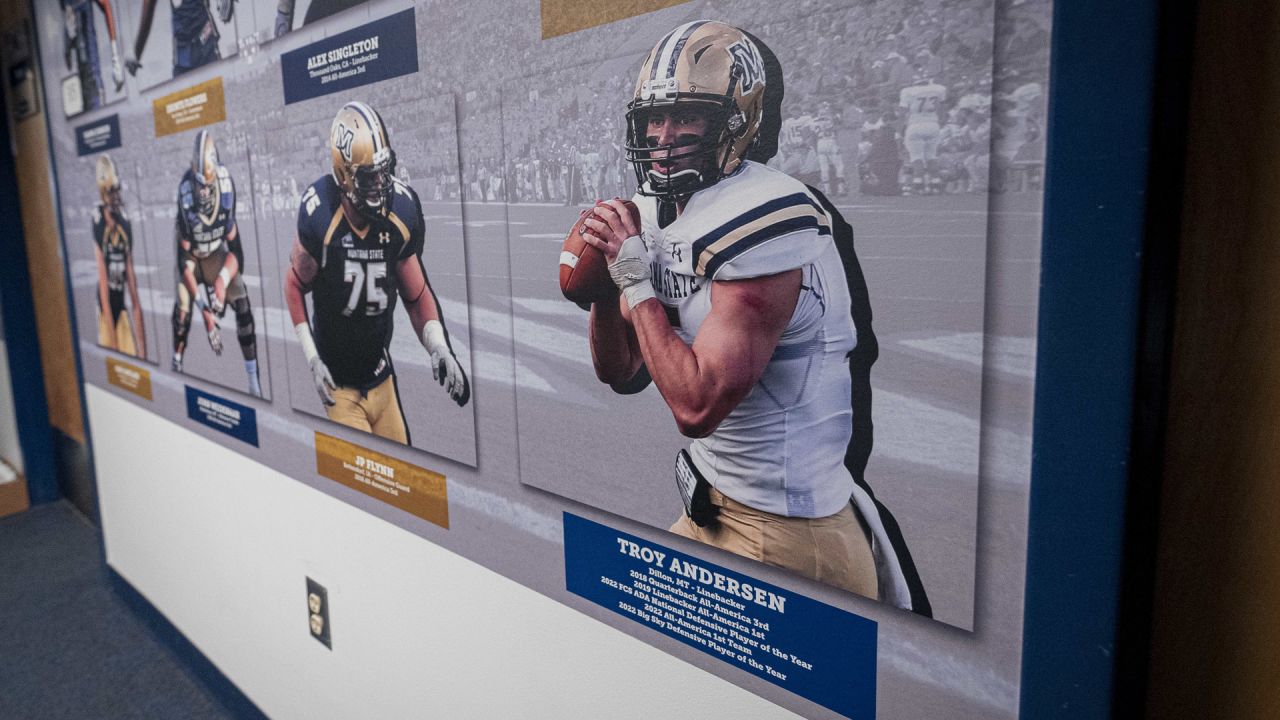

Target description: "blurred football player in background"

left=172, top=130, right=262, bottom=397
left=62, top=0, right=125, bottom=110
left=93, top=154, right=146, bottom=358
left=899, top=69, right=948, bottom=194
left=127, top=0, right=232, bottom=78
left=584, top=21, right=929, bottom=615
left=273, top=0, right=369, bottom=38
left=284, top=101, right=469, bottom=444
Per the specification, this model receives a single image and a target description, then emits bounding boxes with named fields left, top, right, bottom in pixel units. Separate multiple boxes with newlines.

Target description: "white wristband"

left=421, top=319, right=448, bottom=354
left=294, top=322, right=319, bottom=364
left=218, top=267, right=233, bottom=288
left=622, top=282, right=656, bottom=309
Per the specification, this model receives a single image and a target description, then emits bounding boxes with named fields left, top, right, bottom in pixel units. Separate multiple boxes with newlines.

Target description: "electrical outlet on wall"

left=306, top=577, right=331, bottom=649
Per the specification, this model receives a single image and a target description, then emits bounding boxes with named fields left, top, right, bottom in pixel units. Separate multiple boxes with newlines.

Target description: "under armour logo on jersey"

left=334, top=122, right=355, bottom=163
left=727, top=40, right=765, bottom=94
left=666, top=243, right=683, bottom=262
left=379, top=231, right=390, bottom=244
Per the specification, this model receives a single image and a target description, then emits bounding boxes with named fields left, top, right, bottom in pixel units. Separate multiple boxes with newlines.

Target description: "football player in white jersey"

left=899, top=71, right=948, bottom=194
left=583, top=21, right=898, bottom=602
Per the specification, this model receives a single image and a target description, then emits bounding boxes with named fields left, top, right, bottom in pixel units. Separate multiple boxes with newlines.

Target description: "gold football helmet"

left=329, top=101, right=395, bottom=217
left=626, top=21, right=767, bottom=199
left=191, top=129, right=220, bottom=216
left=96, top=154, right=122, bottom=211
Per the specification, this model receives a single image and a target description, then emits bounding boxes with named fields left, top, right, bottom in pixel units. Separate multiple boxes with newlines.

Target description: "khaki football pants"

left=325, top=374, right=409, bottom=444
left=98, top=309, right=138, bottom=357
left=670, top=486, right=879, bottom=601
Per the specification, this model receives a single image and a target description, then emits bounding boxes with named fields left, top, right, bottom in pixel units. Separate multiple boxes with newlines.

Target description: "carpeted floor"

left=0, top=502, right=247, bottom=719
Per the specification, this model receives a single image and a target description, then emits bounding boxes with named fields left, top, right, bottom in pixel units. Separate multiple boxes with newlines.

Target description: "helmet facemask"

left=194, top=173, right=217, bottom=217
left=626, top=98, right=741, bottom=200
left=103, top=183, right=123, bottom=214
left=348, top=147, right=396, bottom=217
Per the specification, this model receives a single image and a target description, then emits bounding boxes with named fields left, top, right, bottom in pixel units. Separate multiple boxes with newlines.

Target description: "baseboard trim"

left=106, top=566, right=267, bottom=720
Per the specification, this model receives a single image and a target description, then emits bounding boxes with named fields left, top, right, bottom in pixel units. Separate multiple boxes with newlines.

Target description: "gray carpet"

left=0, top=502, right=248, bottom=719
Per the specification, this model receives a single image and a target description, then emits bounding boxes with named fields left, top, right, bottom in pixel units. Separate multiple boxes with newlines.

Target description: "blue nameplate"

left=280, top=8, right=420, bottom=105
left=185, top=386, right=258, bottom=447
left=563, top=513, right=877, bottom=719
left=75, top=115, right=121, bottom=155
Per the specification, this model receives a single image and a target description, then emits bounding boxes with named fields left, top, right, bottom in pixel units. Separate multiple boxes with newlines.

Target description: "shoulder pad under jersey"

left=683, top=162, right=833, bottom=280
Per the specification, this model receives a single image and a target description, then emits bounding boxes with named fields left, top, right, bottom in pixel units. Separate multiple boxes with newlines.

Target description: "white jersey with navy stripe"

left=634, top=161, right=859, bottom=518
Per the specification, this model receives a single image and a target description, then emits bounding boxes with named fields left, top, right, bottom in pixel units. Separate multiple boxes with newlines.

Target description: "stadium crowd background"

left=85, top=0, right=1052, bottom=220
left=500, top=0, right=1050, bottom=205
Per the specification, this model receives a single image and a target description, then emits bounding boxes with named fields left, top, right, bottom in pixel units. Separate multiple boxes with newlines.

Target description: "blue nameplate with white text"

left=185, top=386, right=258, bottom=447
left=280, top=9, right=419, bottom=105
left=75, top=114, right=121, bottom=155
left=563, top=513, right=877, bottom=719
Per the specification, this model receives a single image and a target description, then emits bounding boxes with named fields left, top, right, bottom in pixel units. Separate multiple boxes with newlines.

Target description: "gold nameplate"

left=541, top=0, right=691, bottom=39
left=153, top=77, right=226, bottom=137
left=314, top=432, right=449, bottom=529
left=105, top=357, right=152, bottom=400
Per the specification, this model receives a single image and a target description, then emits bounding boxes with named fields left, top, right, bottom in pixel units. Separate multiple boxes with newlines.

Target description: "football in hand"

left=559, top=200, right=640, bottom=305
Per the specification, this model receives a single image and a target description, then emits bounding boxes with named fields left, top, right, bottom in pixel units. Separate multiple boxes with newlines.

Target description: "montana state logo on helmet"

left=626, top=21, right=767, bottom=199
left=330, top=101, right=395, bottom=217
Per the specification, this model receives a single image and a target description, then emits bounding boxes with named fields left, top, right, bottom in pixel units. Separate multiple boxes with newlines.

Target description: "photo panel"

left=257, top=88, right=478, bottom=467
left=503, top=2, right=998, bottom=630
left=63, top=153, right=162, bottom=366
left=135, top=123, right=274, bottom=400
left=34, top=0, right=130, bottom=117
left=115, top=0, right=240, bottom=92
left=243, top=0, right=375, bottom=46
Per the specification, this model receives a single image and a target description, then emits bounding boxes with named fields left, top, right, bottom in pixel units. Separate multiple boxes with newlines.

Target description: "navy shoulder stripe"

left=692, top=192, right=831, bottom=277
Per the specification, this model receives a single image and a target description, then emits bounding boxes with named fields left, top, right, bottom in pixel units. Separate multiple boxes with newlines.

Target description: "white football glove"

left=421, top=320, right=470, bottom=407
left=295, top=322, right=335, bottom=406
left=203, top=309, right=223, bottom=356
left=274, top=6, right=293, bottom=38
left=608, top=234, right=655, bottom=308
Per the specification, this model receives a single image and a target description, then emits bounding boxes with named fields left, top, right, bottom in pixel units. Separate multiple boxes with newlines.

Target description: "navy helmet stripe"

left=347, top=102, right=383, bottom=152
left=649, top=27, right=680, bottom=81
left=691, top=192, right=825, bottom=258
left=665, top=20, right=709, bottom=79
left=702, top=215, right=831, bottom=279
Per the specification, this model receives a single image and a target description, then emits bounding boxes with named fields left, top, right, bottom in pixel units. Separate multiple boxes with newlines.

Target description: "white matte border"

left=89, top=385, right=798, bottom=719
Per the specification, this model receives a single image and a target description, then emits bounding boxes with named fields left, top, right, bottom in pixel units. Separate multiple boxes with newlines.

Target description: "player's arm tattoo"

left=284, top=237, right=316, bottom=327
left=289, top=238, right=318, bottom=287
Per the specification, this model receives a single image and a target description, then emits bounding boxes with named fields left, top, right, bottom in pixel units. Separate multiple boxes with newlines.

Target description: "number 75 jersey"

left=296, top=174, right=426, bottom=390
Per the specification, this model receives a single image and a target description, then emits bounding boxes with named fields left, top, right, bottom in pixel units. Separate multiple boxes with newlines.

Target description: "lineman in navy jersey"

left=587, top=22, right=926, bottom=608
left=285, top=102, right=469, bottom=444
left=172, top=130, right=262, bottom=397
left=93, top=154, right=146, bottom=358
left=126, top=0, right=228, bottom=79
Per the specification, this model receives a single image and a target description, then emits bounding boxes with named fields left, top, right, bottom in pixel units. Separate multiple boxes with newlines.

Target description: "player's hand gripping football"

left=294, top=322, right=335, bottom=406
left=421, top=320, right=470, bottom=407
left=583, top=199, right=654, bottom=309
